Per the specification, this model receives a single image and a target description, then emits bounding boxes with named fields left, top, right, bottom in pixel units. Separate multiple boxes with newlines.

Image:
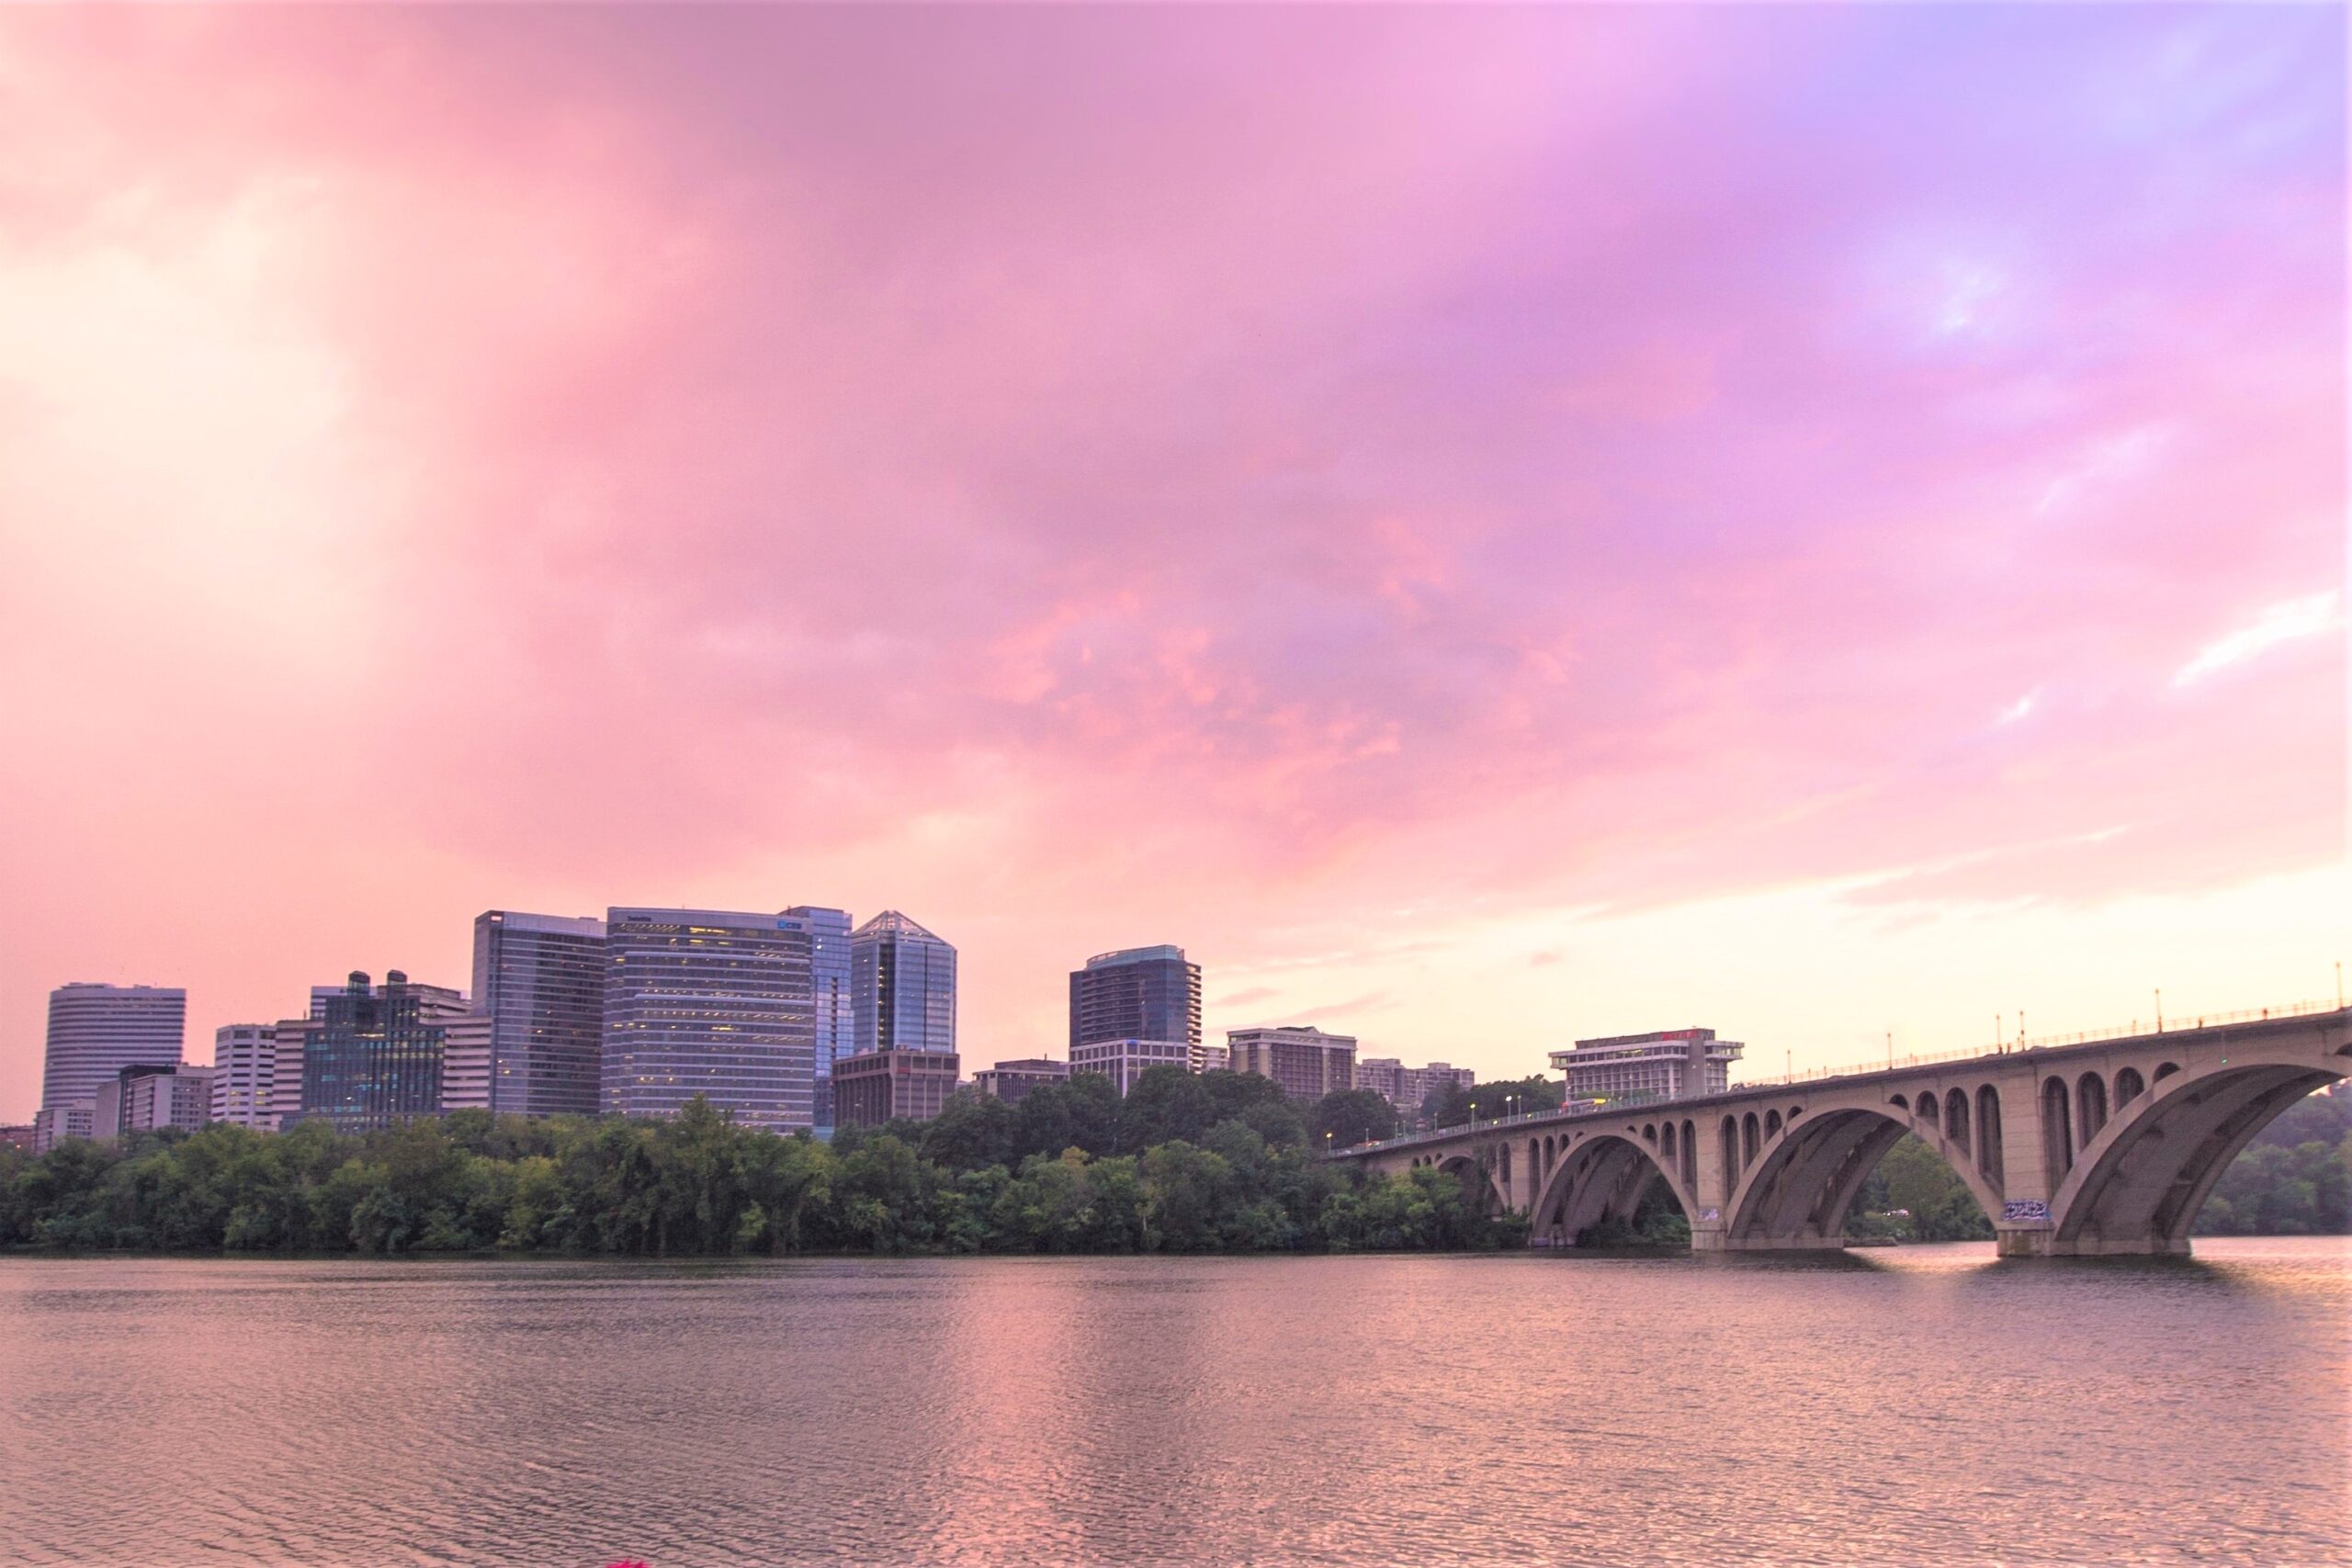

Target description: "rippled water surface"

left=2, top=1239, right=2347, bottom=1566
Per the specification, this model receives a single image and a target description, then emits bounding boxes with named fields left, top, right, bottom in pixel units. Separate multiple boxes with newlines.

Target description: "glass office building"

left=849, top=911, right=956, bottom=1055
left=295, top=970, right=469, bottom=1133
left=785, top=906, right=854, bottom=1128
left=601, top=908, right=816, bottom=1132
left=1069, top=946, right=1201, bottom=1054
left=472, top=910, right=608, bottom=1118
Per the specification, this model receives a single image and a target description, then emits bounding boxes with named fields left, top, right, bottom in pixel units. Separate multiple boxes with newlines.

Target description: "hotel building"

left=1548, top=1028, right=1744, bottom=1103
left=1226, top=1025, right=1357, bottom=1105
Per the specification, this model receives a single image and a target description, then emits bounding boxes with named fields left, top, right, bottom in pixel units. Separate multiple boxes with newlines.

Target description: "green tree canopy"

left=1310, top=1089, right=1397, bottom=1149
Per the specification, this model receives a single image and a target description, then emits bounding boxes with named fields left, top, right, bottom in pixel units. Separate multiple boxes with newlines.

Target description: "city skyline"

left=1, top=6, right=2343, bottom=1120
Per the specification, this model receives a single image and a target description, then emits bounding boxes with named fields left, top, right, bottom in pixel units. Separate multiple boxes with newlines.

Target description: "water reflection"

left=0, top=1239, right=2344, bottom=1566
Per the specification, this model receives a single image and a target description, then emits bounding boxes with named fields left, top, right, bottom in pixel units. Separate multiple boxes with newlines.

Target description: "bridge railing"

left=1726, top=996, right=2345, bottom=1089
left=1332, top=997, right=2346, bottom=1157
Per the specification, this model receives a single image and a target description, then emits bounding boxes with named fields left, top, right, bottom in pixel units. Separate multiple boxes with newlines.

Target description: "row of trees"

left=2193, top=1091, right=2352, bottom=1236
left=0, top=1069, right=1521, bottom=1258
left=6, top=1070, right=2342, bottom=1257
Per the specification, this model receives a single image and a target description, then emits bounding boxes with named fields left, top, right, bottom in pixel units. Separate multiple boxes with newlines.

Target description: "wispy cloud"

left=2174, top=592, right=2343, bottom=686
left=1996, top=686, right=2043, bottom=726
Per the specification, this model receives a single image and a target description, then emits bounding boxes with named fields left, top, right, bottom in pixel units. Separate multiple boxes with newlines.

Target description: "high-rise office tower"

left=1069, top=947, right=1201, bottom=1055
left=294, top=971, right=469, bottom=1132
left=210, top=1024, right=277, bottom=1128
left=850, top=911, right=956, bottom=1055
left=601, top=908, right=817, bottom=1132
left=784, top=907, right=853, bottom=1129
left=471, top=910, right=608, bottom=1117
left=40, top=983, right=187, bottom=1122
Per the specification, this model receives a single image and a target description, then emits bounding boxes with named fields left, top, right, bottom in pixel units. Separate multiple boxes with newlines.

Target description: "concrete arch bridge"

left=1333, top=1007, right=2348, bottom=1258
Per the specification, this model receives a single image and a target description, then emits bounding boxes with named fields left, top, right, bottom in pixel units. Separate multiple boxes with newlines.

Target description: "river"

left=1, top=1239, right=2346, bottom=1565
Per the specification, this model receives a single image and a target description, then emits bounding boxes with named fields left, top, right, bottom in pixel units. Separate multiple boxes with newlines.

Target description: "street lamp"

left=1469, top=1100, right=1477, bottom=1129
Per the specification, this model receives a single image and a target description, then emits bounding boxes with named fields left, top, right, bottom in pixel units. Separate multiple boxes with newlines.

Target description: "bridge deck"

left=1329, top=1002, right=2343, bottom=1160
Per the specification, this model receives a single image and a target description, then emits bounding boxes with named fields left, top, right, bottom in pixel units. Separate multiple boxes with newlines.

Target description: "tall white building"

left=439, top=1013, right=495, bottom=1113
left=211, top=1025, right=277, bottom=1128
left=1547, top=1029, right=1743, bottom=1103
left=40, top=983, right=186, bottom=1125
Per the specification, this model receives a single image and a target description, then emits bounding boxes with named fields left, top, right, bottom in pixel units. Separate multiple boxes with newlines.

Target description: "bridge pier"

left=1995, top=1224, right=2053, bottom=1258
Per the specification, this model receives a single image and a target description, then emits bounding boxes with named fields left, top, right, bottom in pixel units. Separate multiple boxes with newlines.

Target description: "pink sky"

left=1, top=6, right=2344, bottom=1118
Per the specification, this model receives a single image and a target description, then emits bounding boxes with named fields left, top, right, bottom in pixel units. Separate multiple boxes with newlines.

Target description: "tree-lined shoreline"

left=4, top=1070, right=2344, bottom=1258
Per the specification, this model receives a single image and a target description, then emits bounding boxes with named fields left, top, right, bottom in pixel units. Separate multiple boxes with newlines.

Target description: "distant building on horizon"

left=851, top=911, right=956, bottom=1056
left=93, top=1062, right=213, bottom=1140
left=40, top=983, right=187, bottom=1143
left=29, top=1102, right=94, bottom=1152
left=472, top=910, right=607, bottom=1118
left=1549, top=1029, right=1742, bottom=1103
left=1356, top=1058, right=1476, bottom=1119
left=832, top=1048, right=961, bottom=1128
left=973, top=1058, right=1071, bottom=1105
left=1227, top=1025, right=1357, bottom=1105
left=602, top=907, right=817, bottom=1133
left=293, top=971, right=469, bottom=1133
left=1069, top=946, right=1200, bottom=1057
left=210, top=1025, right=277, bottom=1128
left=0, top=1124, right=33, bottom=1153
left=1069, top=1037, right=1195, bottom=1097
left=785, top=906, right=854, bottom=1130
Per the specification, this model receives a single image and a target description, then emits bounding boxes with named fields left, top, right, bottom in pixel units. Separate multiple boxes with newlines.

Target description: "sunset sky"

left=1, top=6, right=2344, bottom=1119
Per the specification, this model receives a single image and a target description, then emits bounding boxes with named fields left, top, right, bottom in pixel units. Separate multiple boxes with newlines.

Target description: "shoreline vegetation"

left=4, top=1070, right=2345, bottom=1258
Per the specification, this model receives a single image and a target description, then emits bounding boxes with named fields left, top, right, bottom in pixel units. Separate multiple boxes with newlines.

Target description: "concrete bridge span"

left=1334, top=1006, right=2349, bottom=1258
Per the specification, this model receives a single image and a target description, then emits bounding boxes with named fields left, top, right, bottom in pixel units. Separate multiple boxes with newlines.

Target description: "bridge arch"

left=1530, top=1132, right=1695, bottom=1246
left=1723, top=1105, right=2007, bottom=1250
left=1975, top=1084, right=2004, bottom=1180
left=1434, top=1152, right=1507, bottom=1214
left=2076, top=1072, right=2109, bottom=1145
left=2051, top=1054, right=2346, bottom=1255
left=2041, top=1075, right=2075, bottom=1180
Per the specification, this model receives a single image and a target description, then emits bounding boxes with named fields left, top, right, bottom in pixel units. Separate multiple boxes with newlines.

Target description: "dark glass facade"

left=297, top=970, right=466, bottom=1132
left=601, top=908, right=816, bottom=1132
left=1069, top=946, right=1202, bottom=1051
left=472, top=910, right=607, bottom=1118
left=850, top=911, right=956, bottom=1055
left=785, top=906, right=854, bottom=1128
